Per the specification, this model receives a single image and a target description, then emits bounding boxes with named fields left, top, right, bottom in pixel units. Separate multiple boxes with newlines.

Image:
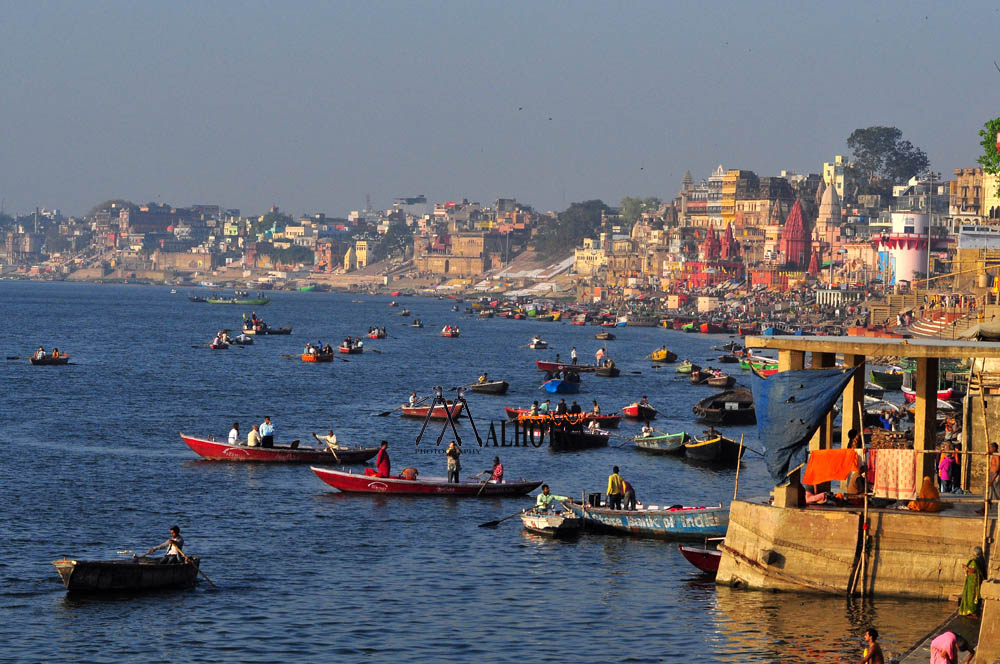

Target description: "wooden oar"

left=175, top=549, right=217, bottom=588
left=478, top=509, right=524, bottom=528
left=6, top=356, right=20, bottom=360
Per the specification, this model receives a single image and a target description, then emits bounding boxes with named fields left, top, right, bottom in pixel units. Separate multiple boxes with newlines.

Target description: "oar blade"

left=478, top=520, right=501, bottom=528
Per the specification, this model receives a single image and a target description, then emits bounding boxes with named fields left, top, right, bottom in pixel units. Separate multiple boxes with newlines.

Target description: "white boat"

left=528, top=337, right=548, bottom=350
left=520, top=508, right=581, bottom=537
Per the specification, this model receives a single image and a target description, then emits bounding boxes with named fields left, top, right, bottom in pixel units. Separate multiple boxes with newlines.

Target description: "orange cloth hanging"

left=802, top=449, right=861, bottom=486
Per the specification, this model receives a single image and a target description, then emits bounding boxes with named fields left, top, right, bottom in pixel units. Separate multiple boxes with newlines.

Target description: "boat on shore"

left=684, top=433, right=745, bottom=464
left=467, top=380, right=509, bottom=395
left=310, top=467, right=541, bottom=496
left=520, top=508, right=582, bottom=537
left=901, top=386, right=953, bottom=402
left=565, top=502, right=728, bottom=539
left=692, top=389, right=755, bottom=424
left=548, top=427, right=609, bottom=451
left=400, top=402, right=464, bottom=419
left=504, top=408, right=621, bottom=429
left=29, top=355, right=70, bottom=365
left=634, top=431, right=687, bottom=454
left=53, top=557, right=200, bottom=592
left=623, top=401, right=658, bottom=419
left=180, top=433, right=379, bottom=463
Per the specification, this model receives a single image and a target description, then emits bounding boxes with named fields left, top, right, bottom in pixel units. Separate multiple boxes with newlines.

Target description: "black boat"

left=594, top=331, right=615, bottom=340
left=549, top=427, right=609, bottom=451
left=52, top=556, right=200, bottom=592
left=692, top=389, right=755, bottom=424
left=467, top=380, right=509, bottom=395
left=684, top=433, right=744, bottom=464
left=594, top=366, right=620, bottom=377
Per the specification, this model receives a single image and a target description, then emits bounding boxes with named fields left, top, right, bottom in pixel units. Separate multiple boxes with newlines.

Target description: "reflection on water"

left=711, top=587, right=953, bottom=663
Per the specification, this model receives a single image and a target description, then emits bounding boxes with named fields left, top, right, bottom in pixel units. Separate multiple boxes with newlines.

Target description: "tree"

left=846, top=126, right=928, bottom=183
left=87, top=199, right=136, bottom=218
left=370, top=219, right=413, bottom=262
left=532, top=200, right=611, bottom=259
left=619, top=197, right=661, bottom=224
left=252, top=210, right=293, bottom=236
left=978, top=117, right=1000, bottom=195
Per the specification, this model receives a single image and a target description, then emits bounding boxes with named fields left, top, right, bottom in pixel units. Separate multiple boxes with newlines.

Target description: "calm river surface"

left=0, top=282, right=951, bottom=663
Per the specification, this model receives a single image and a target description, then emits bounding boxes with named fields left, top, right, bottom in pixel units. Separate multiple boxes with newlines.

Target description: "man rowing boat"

left=146, top=525, right=184, bottom=564
left=535, top=485, right=570, bottom=511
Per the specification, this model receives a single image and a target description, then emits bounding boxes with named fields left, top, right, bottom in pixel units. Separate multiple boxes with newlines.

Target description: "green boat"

left=298, top=285, right=316, bottom=292
left=634, top=432, right=688, bottom=455
left=681, top=322, right=696, bottom=332
left=740, top=358, right=777, bottom=371
left=677, top=360, right=700, bottom=374
left=207, top=297, right=270, bottom=305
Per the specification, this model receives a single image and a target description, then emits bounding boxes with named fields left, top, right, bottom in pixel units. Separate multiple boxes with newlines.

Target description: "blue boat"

left=565, top=502, right=727, bottom=539
left=761, top=326, right=775, bottom=336
left=543, top=379, right=580, bottom=394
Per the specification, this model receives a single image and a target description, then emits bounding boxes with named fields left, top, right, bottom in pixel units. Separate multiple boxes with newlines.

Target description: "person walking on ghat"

left=859, top=627, right=884, bottom=664
left=146, top=525, right=184, bottom=564
left=606, top=466, right=625, bottom=510
left=446, top=441, right=462, bottom=483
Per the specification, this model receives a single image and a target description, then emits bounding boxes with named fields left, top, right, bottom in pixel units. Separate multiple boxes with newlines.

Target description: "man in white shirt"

left=313, top=430, right=340, bottom=449
left=228, top=422, right=240, bottom=444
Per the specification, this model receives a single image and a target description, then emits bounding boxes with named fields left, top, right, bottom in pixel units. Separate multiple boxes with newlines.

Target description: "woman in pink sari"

left=929, top=631, right=975, bottom=664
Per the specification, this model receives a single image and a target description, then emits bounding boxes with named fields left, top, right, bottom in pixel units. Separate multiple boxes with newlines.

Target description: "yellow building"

left=823, top=155, right=848, bottom=199
left=574, top=238, right=606, bottom=276
left=983, top=172, right=1000, bottom=221
left=355, top=240, right=369, bottom=268
left=721, top=170, right=758, bottom=227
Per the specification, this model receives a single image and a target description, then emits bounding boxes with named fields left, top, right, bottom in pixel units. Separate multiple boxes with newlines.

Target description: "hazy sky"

left=2, top=1, right=998, bottom=217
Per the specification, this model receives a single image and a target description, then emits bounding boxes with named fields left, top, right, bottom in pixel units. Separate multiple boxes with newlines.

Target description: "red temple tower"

left=779, top=200, right=809, bottom=267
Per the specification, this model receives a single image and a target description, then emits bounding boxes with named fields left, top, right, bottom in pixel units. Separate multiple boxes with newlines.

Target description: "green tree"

left=619, top=197, right=662, bottom=224
left=370, top=219, right=413, bottom=262
left=252, top=210, right=293, bottom=236
left=532, top=200, right=611, bottom=259
left=978, top=117, right=1000, bottom=195
left=87, top=199, right=136, bottom=217
left=847, top=126, right=929, bottom=183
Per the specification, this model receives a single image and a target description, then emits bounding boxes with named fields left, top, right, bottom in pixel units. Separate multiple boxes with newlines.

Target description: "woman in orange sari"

left=908, top=475, right=942, bottom=512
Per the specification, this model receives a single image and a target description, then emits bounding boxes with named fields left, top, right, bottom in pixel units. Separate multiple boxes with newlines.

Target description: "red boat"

left=310, top=466, right=541, bottom=496
left=367, top=332, right=387, bottom=339
left=441, top=327, right=460, bottom=338
left=672, top=317, right=695, bottom=330
left=400, top=401, right=464, bottom=419
left=737, top=324, right=757, bottom=336
left=390, top=291, right=401, bottom=297
left=179, top=433, right=379, bottom=464
left=504, top=407, right=621, bottom=428
left=901, top=386, right=953, bottom=403
left=536, top=360, right=598, bottom=373
left=678, top=543, right=722, bottom=575
left=339, top=345, right=363, bottom=354
left=700, top=322, right=724, bottom=334
left=623, top=402, right=658, bottom=419
left=302, top=353, right=334, bottom=363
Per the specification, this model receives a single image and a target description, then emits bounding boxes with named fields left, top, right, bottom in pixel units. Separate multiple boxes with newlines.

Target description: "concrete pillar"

left=773, top=350, right=806, bottom=507
left=778, top=350, right=804, bottom=372
left=914, top=357, right=939, bottom=483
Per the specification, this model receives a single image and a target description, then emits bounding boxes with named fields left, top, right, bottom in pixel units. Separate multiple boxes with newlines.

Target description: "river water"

left=0, top=282, right=952, bottom=663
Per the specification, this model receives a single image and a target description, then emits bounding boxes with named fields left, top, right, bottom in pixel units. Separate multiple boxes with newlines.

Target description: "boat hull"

left=684, top=436, right=745, bottom=464
left=543, top=379, right=580, bottom=394
left=521, top=510, right=582, bottom=537
left=566, top=503, right=728, bottom=539
left=467, top=380, right=509, bottom=395
left=870, top=369, right=903, bottom=390
left=634, top=433, right=687, bottom=454
left=339, top=346, right=363, bottom=354
left=400, top=402, right=464, bottom=419
left=548, top=428, right=609, bottom=451
left=30, top=356, right=70, bottom=365
left=594, top=366, right=620, bottom=377
left=536, top=360, right=597, bottom=373
left=207, top=298, right=270, bottom=305
left=650, top=349, right=677, bottom=363
left=311, top=467, right=541, bottom=496
left=504, top=409, right=621, bottom=429
left=623, top=403, right=658, bottom=419
left=301, top=353, right=334, bottom=363
left=53, top=558, right=200, bottom=592
left=678, top=544, right=722, bottom=574
left=180, top=434, right=378, bottom=463
left=693, top=390, right=755, bottom=424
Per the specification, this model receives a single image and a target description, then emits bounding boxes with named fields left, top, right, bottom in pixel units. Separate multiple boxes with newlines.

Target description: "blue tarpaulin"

left=751, top=367, right=859, bottom=486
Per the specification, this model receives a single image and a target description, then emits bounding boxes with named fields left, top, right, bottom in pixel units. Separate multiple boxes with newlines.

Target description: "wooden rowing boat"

left=684, top=434, right=744, bottom=464
left=310, top=467, right=541, bottom=496
left=565, top=502, right=728, bottom=539
left=548, top=428, right=609, bottom=450
left=594, top=331, right=615, bottom=340
left=536, top=360, right=597, bottom=373
left=869, top=368, right=904, bottom=390
left=29, top=355, right=70, bottom=365
left=676, top=360, right=700, bottom=374
left=179, top=433, right=379, bottom=463
left=467, top=380, right=509, bottom=395
left=692, top=389, right=755, bottom=424
left=520, top=508, right=582, bottom=537
left=400, top=401, right=464, bottom=418
left=706, top=374, right=735, bottom=388
left=301, top=352, right=334, bottom=363
left=623, top=402, right=657, bottom=419
left=650, top=348, right=677, bottom=363
left=634, top=432, right=687, bottom=454
left=504, top=408, right=621, bottom=429
left=678, top=542, right=722, bottom=575
left=53, top=557, right=201, bottom=592
left=594, top=366, right=620, bottom=377
left=542, top=379, right=579, bottom=394
left=339, top=345, right=363, bottom=354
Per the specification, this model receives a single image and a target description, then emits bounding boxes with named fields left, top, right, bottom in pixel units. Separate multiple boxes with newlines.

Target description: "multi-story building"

left=951, top=168, right=984, bottom=226
left=823, top=155, right=849, bottom=200
left=721, top=170, right=759, bottom=228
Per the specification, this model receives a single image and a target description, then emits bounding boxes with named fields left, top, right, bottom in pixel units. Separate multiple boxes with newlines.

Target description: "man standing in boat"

left=259, top=416, right=274, bottom=448
left=570, top=346, right=578, bottom=365
left=146, top=525, right=184, bottom=564
left=446, top=441, right=461, bottom=483
left=606, top=466, right=625, bottom=510
left=228, top=422, right=240, bottom=445
left=375, top=440, right=390, bottom=477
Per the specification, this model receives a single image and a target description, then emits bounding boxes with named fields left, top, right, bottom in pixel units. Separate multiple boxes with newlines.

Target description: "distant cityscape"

left=4, top=136, right=1000, bottom=306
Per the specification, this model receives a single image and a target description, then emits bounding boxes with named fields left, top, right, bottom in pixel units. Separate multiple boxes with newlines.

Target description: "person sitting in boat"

left=211, top=333, right=224, bottom=347
left=587, top=420, right=602, bottom=434
left=400, top=467, right=419, bottom=480
left=640, top=423, right=655, bottom=437
left=34, top=347, right=46, bottom=360
left=639, top=395, right=651, bottom=408
left=375, top=440, right=391, bottom=478
left=304, top=342, right=313, bottom=354
left=570, top=400, right=583, bottom=415
left=535, top=484, right=570, bottom=511
left=528, top=401, right=540, bottom=415
left=408, top=391, right=419, bottom=407
left=442, top=325, right=451, bottom=334
left=313, top=430, right=340, bottom=449
left=146, top=525, right=184, bottom=564
left=478, top=371, right=489, bottom=384
left=564, top=371, right=581, bottom=384
left=228, top=422, right=240, bottom=445
left=591, top=400, right=601, bottom=415
left=247, top=424, right=261, bottom=447
left=322, top=343, right=332, bottom=355
left=555, top=399, right=568, bottom=415
left=51, top=348, right=60, bottom=359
